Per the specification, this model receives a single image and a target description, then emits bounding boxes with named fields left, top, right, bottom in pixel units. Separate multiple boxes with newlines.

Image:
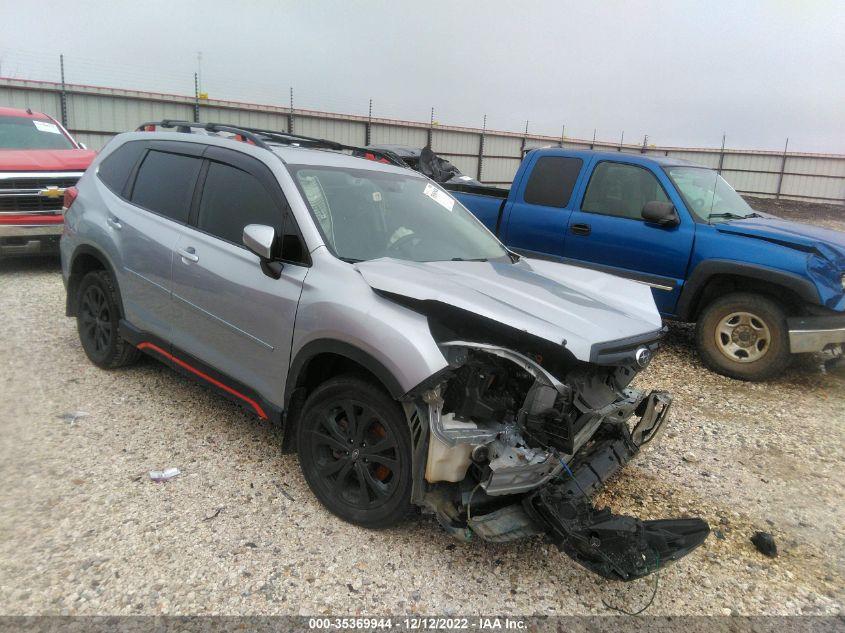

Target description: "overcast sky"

left=1, top=0, right=843, bottom=152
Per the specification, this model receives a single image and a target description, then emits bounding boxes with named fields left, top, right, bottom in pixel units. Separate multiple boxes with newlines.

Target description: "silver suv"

left=61, top=121, right=708, bottom=581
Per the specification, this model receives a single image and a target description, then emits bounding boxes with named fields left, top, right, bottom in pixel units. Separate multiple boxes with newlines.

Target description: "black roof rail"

left=136, top=120, right=273, bottom=149
left=135, top=120, right=406, bottom=167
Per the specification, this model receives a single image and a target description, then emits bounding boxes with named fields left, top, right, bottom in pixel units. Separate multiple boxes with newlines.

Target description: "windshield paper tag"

left=423, top=183, right=455, bottom=212
left=33, top=120, right=61, bottom=134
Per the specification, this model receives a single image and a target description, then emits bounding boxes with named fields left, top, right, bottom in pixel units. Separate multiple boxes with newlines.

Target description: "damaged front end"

left=412, top=339, right=709, bottom=582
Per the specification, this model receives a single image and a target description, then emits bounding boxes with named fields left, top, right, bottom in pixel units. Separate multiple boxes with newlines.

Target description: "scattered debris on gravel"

left=149, top=468, right=181, bottom=483
left=751, top=532, right=778, bottom=559
left=56, top=411, right=89, bottom=425
left=1, top=212, right=843, bottom=616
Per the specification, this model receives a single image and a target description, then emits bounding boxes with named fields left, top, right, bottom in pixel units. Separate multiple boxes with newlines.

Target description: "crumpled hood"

left=354, top=257, right=663, bottom=362
left=717, top=217, right=845, bottom=260
left=0, top=149, right=97, bottom=172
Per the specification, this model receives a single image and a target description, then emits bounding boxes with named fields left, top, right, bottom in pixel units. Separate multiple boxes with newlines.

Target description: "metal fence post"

left=427, top=107, right=434, bottom=147
left=520, top=120, right=528, bottom=156
left=365, top=99, right=372, bottom=146
left=717, top=133, right=726, bottom=174
left=193, top=73, right=200, bottom=123
left=618, top=131, right=624, bottom=151
left=591, top=129, right=596, bottom=150
left=559, top=124, right=565, bottom=148
left=641, top=134, right=648, bottom=153
left=476, top=114, right=486, bottom=182
left=288, top=88, right=294, bottom=134
left=775, top=137, right=789, bottom=199
left=59, top=54, right=68, bottom=127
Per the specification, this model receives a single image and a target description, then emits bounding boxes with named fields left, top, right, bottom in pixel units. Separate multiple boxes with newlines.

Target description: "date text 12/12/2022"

left=308, top=617, right=528, bottom=630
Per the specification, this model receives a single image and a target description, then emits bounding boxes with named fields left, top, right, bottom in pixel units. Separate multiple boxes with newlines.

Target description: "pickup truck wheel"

left=76, top=270, right=140, bottom=369
left=696, top=292, right=790, bottom=381
left=297, top=376, right=413, bottom=528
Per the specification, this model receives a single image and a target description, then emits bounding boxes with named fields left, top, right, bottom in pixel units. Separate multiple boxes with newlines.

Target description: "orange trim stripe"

left=137, top=342, right=268, bottom=420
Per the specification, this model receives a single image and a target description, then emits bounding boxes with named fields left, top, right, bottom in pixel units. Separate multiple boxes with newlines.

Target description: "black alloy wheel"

left=75, top=270, right=140, bottom=369
left=79, top=283, right=112, bottom=358
left=297, top=376, right=412, bottom=528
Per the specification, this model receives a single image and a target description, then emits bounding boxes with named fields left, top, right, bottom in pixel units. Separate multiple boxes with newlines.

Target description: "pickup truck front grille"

left=0, top=172, right=84, bottom=216
left=0, top=176, right=80, bottom=191
left=0, top=196, right=65, bottom=212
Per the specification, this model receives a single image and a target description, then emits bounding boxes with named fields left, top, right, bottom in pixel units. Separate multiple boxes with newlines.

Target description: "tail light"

left=62, top=186, right=79, bottom=213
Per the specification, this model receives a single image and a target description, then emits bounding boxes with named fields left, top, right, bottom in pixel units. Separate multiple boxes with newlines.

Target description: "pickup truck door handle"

left=178, top=246, right=199, bottom=263
left=106, top=215, right=122, bottom=230
left=570, top=223, right=591, bottom=236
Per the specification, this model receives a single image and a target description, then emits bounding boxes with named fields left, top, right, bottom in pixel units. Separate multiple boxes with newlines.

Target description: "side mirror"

left=243, top=224, right=283, bottom=278
left=642, top=201, right=680, bottom=227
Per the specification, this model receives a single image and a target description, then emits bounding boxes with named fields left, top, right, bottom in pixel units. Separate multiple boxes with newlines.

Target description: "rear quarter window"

left=130, top=150, right=202, bottom=223
left=97, top=141, right=146, bottom=196
left=523, top=156, right=583, bottom=207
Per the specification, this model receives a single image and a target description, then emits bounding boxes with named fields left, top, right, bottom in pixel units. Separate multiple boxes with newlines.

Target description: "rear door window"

left=130, top=150, right=202, bottom=223
left=581, top=161, right=669, bottom=220
left=197, top=161, right=282, bottom=245
left=523, top=156, right=583, bottom=207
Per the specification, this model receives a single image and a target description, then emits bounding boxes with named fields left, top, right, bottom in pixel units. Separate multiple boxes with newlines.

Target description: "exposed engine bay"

left=411, top=339, right=710, bottom=581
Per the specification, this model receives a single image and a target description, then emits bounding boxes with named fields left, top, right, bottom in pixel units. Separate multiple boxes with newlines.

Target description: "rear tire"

left=296, top=376, right=413, bottom=528
left=76, top=270, right=140, bottom=369
left=695, top=292, right=790, bottom=381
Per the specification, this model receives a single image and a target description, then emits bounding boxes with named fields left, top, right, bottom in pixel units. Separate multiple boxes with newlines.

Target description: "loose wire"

left=601, top=552, right=660, bottom=616
left=556, top=453, right=661, bottom=615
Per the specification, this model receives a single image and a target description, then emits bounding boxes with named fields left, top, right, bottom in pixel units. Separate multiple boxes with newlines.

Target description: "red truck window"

left=0, top=116, right=75, bottom=150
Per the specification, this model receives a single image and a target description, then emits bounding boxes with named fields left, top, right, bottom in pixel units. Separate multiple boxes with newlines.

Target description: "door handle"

left=106, top=215, right=122, bottom=230
left=178, top=246, right=199, bottom=263
left=570, top=223, right=591, bottom=236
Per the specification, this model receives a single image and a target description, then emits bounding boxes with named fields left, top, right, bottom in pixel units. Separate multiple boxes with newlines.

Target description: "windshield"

left=0, top=116, right=75, bottom=150
left=667, top=166, right=755, bottom=222
left=289, top=165, right=509, bottom=263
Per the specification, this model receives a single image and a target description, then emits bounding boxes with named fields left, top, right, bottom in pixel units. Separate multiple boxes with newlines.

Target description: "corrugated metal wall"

left=2, top=78, right=842, bottom=205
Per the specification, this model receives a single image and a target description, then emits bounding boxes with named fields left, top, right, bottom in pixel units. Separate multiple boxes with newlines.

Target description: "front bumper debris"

left=462, top=392, right=708, bottom=581
left=788, top=314, right=845, bottom=353
left=524, top=417, right=709, bottom=581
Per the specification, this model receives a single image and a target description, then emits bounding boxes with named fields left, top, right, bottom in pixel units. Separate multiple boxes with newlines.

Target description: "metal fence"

left=2, top=76, right=843, bottom=205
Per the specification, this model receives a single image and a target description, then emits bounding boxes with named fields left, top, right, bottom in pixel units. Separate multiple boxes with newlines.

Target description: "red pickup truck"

left=0, top=107, right=96, bottom=256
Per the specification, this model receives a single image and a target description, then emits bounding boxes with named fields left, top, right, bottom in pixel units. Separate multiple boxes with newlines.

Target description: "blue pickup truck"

left=443, top=149, right=845, bottom=381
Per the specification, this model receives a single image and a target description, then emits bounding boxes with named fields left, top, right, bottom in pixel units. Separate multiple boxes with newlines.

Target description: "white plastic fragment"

left=57, top=411, right=89, bottom=425
left=149, top=467, right=181, bottom=482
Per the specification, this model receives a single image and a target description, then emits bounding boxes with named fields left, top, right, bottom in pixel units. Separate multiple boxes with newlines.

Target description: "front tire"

left=296, top=376, right=413, bottom=528
left=695, top=292, right=790, bottom=381
left=76, top=270, right=140, bottom=369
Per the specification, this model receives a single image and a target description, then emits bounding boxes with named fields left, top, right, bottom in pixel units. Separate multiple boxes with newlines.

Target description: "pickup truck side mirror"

left=243, top=224, right=284, bottom=278
left=641, top=201, right=680, bottom=227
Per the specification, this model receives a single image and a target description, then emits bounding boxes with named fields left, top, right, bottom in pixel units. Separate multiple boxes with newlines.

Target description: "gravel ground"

left=745, top=196, right=845, bottom=232
left=1, top=247, right=843, bottom=616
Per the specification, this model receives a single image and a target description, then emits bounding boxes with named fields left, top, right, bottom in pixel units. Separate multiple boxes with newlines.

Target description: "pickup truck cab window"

left=667, top=166, right=756, bottom=222
left=581, top=161, right=670, bottom=220
left=131, top=150, right=202, bottom=223
left=290, top=165, right=508, bottom=263
left=523, top=156, right=582, bottom=207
